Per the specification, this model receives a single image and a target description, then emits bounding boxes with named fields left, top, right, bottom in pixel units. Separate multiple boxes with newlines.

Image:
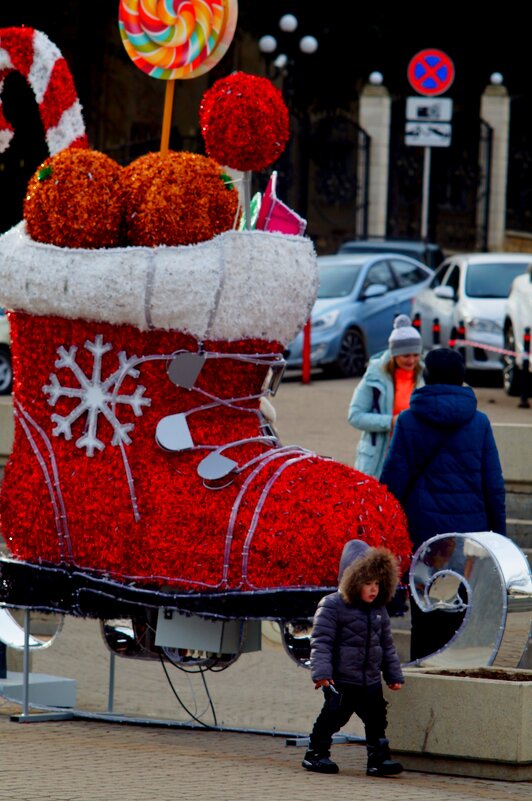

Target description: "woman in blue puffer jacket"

left=380, top=347, right=506, bottom=659
left=380, top=348, right=506, bottom=550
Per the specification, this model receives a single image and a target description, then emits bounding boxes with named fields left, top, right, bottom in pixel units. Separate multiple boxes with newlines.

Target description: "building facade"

left=1, top=4, right=531, bottom=255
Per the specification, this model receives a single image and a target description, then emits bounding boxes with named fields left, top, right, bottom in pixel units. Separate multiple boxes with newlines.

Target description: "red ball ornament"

left=199, top=71, right=290, bottom=172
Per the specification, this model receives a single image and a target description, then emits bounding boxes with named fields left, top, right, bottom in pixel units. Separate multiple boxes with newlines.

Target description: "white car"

left=503, top=262, right=532, bottom=395
left=0, top=309, right=12, bottom=395
left=412, top=253, right=532, bottom=371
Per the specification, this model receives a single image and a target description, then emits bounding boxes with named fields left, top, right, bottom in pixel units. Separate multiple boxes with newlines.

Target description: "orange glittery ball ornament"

left=24, top=148, right=125, bottom=249
left=122, top=151, right=239, bottom=247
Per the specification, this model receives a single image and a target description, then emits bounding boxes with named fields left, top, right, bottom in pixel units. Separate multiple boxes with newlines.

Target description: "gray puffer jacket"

left=310, top=540, right=404, bottom=688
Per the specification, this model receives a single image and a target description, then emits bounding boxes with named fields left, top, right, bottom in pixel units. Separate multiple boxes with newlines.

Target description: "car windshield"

left=465, top=262, right=529, bottom=298
left=317, top=262, right=363, bottom=298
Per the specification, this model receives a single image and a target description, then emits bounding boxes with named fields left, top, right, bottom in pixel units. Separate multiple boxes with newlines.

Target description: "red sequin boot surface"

left=0, top=225, right=411, bottom=617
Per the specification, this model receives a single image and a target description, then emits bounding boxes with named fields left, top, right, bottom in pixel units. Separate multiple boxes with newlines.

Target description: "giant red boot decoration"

left=0, top=222, right=411, bottom=619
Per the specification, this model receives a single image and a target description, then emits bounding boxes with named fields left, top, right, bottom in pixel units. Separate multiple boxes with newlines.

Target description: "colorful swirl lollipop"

left=119, top=0, right=238, bottom=80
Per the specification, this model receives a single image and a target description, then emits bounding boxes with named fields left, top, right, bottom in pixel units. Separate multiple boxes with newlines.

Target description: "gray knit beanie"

left=388, top=314, right=422, bottom=356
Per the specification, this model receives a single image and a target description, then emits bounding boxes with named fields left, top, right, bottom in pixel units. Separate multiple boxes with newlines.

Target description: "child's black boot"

left=302, top=749, right=339, bottom=774
left=366, top=738, right=403, bottom=777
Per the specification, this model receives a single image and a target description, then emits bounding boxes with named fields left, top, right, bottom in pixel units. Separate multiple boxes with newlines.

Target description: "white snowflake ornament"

left=43, top=335, right=151, bottom=456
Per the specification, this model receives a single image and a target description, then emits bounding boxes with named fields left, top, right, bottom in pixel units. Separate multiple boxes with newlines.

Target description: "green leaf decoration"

left=37, top=166, right=53, bottom=182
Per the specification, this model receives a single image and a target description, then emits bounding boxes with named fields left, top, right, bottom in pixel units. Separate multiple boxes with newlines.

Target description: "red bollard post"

left=412, top=312, right=422, bottom=334
left=457, top=320, right=466, bottom=365
left=448, top=325, right=457, bottom=348
left=302, top=318, right=312, bottom=384
left=432, top=318, right=441, bottom=347
left=518, top=326, right=531, bottom=409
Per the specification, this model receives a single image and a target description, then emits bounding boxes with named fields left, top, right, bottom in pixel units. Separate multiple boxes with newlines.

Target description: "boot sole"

left=302, top=761, right=339, bottom=774
left=366, top=766, right=403, bottom=777
left=0, top=556, right=332, bottom=619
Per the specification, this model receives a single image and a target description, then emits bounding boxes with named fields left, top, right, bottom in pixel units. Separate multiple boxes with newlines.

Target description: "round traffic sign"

left=407, top=49, right=455, bottom=96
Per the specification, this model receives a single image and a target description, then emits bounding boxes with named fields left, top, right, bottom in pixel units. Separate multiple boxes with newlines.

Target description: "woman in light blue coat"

left=348, top=315, right=423, bottom=479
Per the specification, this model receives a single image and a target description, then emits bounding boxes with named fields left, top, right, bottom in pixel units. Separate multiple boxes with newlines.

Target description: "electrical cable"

left=207, top=661, right=234, bottom=672
left=182, top=664, right=204, bottom=720
left=199, top=667, right=218, bottom=727
left=159, top=653, right=217, bottom=729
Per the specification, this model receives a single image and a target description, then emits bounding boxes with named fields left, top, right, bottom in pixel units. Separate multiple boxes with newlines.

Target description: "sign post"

left=421, top=146, right=431, bottom=240
left=406, top=49, right=455, bottom=240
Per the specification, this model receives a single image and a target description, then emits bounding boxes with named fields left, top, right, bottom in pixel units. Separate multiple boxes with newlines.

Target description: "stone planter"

left=386, top=667, right=532, bottom=781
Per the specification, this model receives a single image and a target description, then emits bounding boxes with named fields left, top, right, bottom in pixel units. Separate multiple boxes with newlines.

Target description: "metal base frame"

left=7, top=610, right=365, bottom=745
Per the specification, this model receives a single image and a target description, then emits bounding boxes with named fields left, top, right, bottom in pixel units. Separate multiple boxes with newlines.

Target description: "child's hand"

left=387, top=683, right=402, bottom=691
left=314, top=679, right=333, bottom=689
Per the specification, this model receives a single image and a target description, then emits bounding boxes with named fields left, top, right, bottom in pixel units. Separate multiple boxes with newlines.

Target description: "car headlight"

left=467, top=319, right=502, bottom=335
left=312, top=309, right=341, bottom=330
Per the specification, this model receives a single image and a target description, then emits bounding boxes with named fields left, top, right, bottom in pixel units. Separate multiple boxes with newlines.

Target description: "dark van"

left=338, top=239, right=444, bottom=270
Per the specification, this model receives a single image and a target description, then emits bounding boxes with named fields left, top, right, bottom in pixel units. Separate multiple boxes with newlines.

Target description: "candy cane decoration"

left=0, top=27, right=87, bottom=155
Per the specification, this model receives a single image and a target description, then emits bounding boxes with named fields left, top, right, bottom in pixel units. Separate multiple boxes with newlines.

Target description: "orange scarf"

left=393, top=368, right=416, bottom=417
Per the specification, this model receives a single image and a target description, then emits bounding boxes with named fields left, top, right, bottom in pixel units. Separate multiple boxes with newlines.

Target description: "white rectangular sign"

left=405, top=122, right=452, bottom=148
left=406, top=97, right=453, bottom=122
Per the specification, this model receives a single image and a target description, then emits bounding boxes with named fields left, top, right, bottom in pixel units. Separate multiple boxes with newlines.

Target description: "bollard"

left=518, top=326, right=531, bottom=409
left=301, top=318, right=311, bottom=385
left=412, top=312, right=422, bottom=334
left=456, top=320, right=466, bottom=364
left=432, top=318, right=441, bottom=347
left=448, top=325, right=457, bottom=349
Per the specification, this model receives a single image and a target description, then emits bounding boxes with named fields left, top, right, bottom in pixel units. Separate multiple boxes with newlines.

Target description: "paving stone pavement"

left=1, top=710, right=531, bottom=801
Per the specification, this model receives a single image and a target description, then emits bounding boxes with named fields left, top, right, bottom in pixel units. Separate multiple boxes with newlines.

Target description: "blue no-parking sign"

left=407, top=49, right=455, bottom=97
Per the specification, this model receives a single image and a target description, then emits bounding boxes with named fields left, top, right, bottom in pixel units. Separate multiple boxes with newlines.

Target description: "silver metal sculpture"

left=0, top=608, right=62, bottom=651
left=409, top=531, right=532, bottom=668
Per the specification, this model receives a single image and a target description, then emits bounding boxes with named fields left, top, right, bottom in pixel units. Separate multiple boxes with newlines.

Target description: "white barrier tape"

left=447, top=338, right=530, bottom=359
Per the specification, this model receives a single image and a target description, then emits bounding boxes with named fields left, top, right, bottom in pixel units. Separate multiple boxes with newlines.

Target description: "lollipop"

left=119, top=0, right=238, bottom=155
left=0, top=27, right=87, bottom=155
left=118, top=0, right=238, bottom=80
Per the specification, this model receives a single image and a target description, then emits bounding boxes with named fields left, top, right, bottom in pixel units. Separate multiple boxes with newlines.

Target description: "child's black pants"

left=309, top=682, right=388, bottom=755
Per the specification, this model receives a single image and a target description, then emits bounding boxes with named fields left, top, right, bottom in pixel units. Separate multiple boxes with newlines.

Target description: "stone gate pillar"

left=480, top=80, right=510, bottom=252
left=359, top=77, right=391, bottom=238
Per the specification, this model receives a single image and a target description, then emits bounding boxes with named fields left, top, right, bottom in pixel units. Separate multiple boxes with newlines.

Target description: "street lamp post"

left=259, top=16, right=318, bottom=386
left=259, top=14, right=318, bottom=68
left=258, top=15, right=318, bottom=94
left=258, top=15, right=318, bottom=217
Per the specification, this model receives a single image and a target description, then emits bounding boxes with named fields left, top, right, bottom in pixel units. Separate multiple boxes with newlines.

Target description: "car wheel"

left=503, top=324, right=523, bottom=397
left=334, top=328, right=366, bottom=377
left=0, top=347, right=12, bottom=395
